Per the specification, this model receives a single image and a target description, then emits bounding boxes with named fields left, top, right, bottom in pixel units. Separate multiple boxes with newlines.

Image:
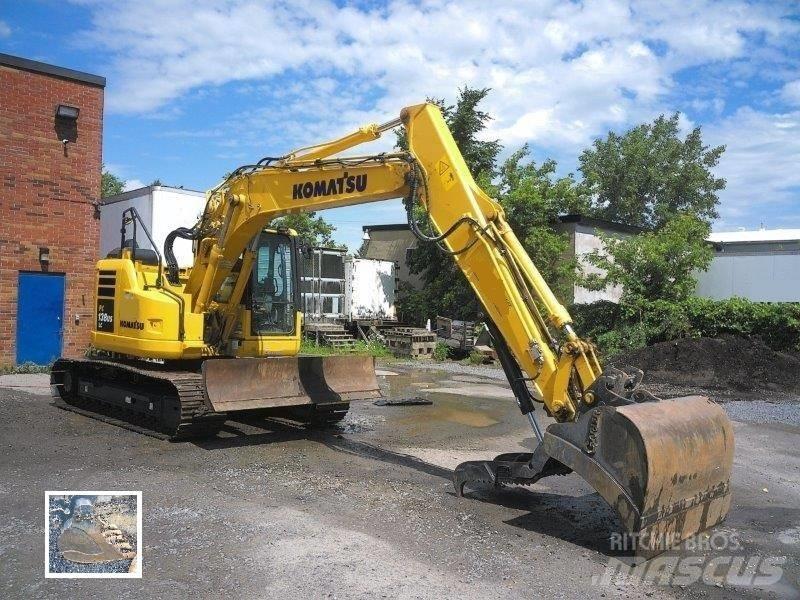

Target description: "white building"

left=100, top=185, right=206, bottom=268
left=556, top=215, right=643, bottom=304
left=696, top=229, right=800, bottom=302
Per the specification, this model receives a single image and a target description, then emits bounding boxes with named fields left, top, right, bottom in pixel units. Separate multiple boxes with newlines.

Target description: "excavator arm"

left=179, top=103, right=600, bottom=421
left=169, top=103, right=733, bottom=556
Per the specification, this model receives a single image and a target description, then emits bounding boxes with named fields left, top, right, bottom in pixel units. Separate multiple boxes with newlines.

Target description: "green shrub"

left=0, top=362, right=51, bottom=375
left=432, top=342, right=450, bottom=361
left=569, top=300, right=621, bottom=342
left=592, top=322, right=650, bottom=358
left=468, top=350, right=485, bottom=365
left=683, top=297, right=800, bottom=352
left=569, top=297, right=800, bottom=357
left=301, top=338, right=390, bottom=358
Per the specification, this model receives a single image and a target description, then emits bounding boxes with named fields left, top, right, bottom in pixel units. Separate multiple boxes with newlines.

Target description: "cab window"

left=251, top=234, right=295, bottom=334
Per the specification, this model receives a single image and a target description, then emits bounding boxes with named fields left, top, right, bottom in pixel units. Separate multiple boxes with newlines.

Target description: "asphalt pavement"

left=0, top=364, right=798, bottom=598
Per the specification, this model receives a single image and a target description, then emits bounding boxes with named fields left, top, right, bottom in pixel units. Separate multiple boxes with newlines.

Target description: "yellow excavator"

left=52, top=103, right=733, bottom=556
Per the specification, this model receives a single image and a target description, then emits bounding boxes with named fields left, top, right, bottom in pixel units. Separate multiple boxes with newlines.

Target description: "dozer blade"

left=202, top=355, right=381, bottom=413
left=454, top=395, right=734, bottom=558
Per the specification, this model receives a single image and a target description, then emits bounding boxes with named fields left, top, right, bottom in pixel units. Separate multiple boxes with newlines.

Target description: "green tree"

left=101, top=165, right=125, bottom=198
left=497, top=146, right=588, bottom=299
left=585, top=214, right=714, bottom=306
left=396, top=88, right=588, bottom=323
left=354, top=238, right=369, bottom=258
left=580, top=215, right=716, bottom=354
left=395, top=87, right=501, bottom=176
left=576, top=113, right=727, bottom=352
left=271, top=212, right=342, bottom=248
left=580, top=113, right=725, bottom=229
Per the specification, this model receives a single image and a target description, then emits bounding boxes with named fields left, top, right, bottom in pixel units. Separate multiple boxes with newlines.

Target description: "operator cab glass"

left=250, top=232, right=296, bottom=335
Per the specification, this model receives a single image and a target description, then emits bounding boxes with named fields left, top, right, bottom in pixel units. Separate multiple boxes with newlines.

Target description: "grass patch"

left=468, top=350, right=485, bottom=365
left=299, top=340, right=338, bottom=356
left=299, top=338, right=391, bottom=358
left=0, top=362, right=52, bottom=375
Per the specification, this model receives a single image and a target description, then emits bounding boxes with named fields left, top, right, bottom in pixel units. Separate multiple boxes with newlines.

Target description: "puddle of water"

left=431, top=407, right=499, bottom=427
left=387, top=390, right=509, bottom=429
left=375, top=368, right=519, bottom=433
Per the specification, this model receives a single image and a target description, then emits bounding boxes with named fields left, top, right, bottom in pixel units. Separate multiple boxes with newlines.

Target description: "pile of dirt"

left=611, top=335, right=800, bottom=394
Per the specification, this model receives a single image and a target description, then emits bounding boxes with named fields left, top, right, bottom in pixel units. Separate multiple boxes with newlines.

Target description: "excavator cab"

left=248, top=231, right=298, bottom=335
left=201, top=228, right=382, bottom=420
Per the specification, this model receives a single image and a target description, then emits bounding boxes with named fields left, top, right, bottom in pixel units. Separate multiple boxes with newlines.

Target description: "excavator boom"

left=51, top=102, right=733, bottom=558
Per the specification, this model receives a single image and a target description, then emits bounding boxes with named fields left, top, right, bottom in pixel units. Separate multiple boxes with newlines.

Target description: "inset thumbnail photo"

left=46, top=491, right=141, bottom=578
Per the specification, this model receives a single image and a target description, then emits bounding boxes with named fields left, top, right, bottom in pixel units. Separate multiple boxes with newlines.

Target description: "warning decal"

left=436, top=156, right=456, bottom=191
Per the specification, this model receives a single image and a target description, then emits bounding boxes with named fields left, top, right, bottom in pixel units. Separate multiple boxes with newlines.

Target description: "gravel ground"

left=385, top=358, right=507, bottom=380
left=1, top=365, right=798, bottom=598
left=723, top=401, right=800, bottom=426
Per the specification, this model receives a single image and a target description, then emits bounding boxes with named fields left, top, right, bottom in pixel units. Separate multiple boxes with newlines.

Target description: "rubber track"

left=53, top=358, right=226, bottom=441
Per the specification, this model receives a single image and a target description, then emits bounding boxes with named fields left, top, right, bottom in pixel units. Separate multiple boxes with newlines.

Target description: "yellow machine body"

left=52, top=102, right=734, bottom=557
left=92, top=246, right=301, bottom=360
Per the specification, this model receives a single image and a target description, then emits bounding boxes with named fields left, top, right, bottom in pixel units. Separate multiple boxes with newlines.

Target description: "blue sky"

left=2, top=0, right=799, bottom=250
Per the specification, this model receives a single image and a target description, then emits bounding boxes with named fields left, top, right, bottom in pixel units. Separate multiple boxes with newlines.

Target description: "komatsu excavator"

left=52, top=103, right=733, bottom=556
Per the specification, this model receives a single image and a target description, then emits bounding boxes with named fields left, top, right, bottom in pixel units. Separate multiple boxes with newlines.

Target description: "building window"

left=405, top=247, right=414, bottom=264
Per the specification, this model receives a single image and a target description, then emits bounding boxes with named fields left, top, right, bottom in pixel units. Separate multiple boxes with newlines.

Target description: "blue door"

left=16, top=272, right=65, bottom=365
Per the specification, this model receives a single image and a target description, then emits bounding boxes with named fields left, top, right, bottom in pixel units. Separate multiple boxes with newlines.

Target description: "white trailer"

left=99, top=185, right=206, bottom=268
left=344, top=257, right=396, bottom=321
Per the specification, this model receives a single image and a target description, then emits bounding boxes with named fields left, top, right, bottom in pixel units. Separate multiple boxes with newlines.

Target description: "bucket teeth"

left=453, top=395, right=734, bottom=558
left=57, top=521, right=136, bottom=564
left=453, top=460, right=504, bottom=495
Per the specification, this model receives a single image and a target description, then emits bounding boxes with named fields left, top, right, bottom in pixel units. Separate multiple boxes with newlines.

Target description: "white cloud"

left=782, top=80, right=800, bottom=106
left=78, top=0, right=800, bottom=242
left=0, top=20, right=11, bottom=38
left=84, top=0, right=796, bottom=146
left=123, top=178, right=146, bottom=191
left=707, top=108, right=800, bottom=228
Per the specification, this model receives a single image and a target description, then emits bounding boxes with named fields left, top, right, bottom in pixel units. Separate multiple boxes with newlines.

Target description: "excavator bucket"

left=202, top=355, right=381, bottom=413
left=454, top=395, right=734, bottom=558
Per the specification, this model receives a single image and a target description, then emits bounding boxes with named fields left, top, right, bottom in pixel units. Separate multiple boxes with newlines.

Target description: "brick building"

left=0, top=53, right=105, bottom=365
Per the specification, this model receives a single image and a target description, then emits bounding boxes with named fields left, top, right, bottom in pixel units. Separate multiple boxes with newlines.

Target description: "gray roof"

left=362, top=223, right=410, bottom=232
left=364, top=230, right=417, bottom=262
left=0, top=52, right=106, bottom=87
left=557, top=214, right=645, bottom=234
